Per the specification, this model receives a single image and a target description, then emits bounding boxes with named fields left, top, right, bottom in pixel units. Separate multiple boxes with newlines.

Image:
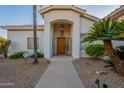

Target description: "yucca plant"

left=84, top=18, right=124, bottom=76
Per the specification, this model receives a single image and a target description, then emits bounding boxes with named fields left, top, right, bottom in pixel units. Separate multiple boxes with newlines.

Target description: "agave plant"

left=84, top=18, right=124, bottom=76
left=84, top=18, right=124, bottom=42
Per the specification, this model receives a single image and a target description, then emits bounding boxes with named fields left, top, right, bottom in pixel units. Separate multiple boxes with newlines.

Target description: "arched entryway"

left=43, top=15, right=80, bottom=58
left=51, top=20, right=73, bottom=56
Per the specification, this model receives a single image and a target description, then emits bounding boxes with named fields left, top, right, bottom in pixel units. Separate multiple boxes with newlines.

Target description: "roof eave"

left=0, top=25, right=44, bottom=31
left=105, top=5, right=124, bottom=18
left=40, top=5, right=99, bottom=22
left=40, top=5, right=86, bottom=16
left=80, top=14, right=100, bottom=22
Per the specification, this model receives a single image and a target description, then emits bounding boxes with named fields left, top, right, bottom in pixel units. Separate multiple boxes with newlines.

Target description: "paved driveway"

left=35, top=56, right=84, bottom=88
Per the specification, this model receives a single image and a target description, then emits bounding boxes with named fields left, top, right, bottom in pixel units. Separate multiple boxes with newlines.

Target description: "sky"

left=0, top=5, right=120, bottom=38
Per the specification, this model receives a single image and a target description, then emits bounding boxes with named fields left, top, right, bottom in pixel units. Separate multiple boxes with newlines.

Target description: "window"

left=27, top=37, right=39, bottom=50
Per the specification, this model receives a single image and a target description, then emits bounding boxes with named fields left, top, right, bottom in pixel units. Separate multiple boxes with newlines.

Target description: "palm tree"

left=33, top=5, right=38, bottom=64
left=84, top=18, right=124, bottom=75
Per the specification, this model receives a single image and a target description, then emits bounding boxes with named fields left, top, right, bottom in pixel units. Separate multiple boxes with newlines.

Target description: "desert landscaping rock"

left=72, top=58, right=124, bottom=88
left=0, top=58, right=50, bottom=88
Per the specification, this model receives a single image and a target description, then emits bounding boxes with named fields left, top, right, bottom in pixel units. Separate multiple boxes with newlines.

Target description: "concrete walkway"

left=35, top=56, right=84, bottom=88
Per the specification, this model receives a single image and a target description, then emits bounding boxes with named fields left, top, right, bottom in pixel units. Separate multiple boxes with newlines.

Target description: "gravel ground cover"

left=0, top=58, right=50, bottom=88
left=72, top=58, right=124, bottom=88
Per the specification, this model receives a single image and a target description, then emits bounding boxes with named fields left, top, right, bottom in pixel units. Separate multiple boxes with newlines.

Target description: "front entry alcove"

left=51, top=20, right=72, bottom=56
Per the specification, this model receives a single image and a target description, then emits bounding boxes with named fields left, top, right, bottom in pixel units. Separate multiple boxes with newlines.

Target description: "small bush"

left=116, top=46, right=124, bottom=59
left=37, top=52, right=44, bottom=58
left=9, top=51, right=23, bottom=59
left=101, top=55, right=115, bottom=68
left=31, top=52, right=44, bottom=58
left=85, top=44, right=105, bottom=57
left=104, top=59, right=115, bottom=68
left=9, top=51, right=44, bottom=59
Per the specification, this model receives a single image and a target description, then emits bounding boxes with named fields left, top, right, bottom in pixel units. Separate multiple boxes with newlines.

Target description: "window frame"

left=27, top=37, right=39, bottom=50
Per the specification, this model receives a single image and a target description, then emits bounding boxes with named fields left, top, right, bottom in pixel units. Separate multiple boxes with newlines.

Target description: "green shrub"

left=37, top=52, right=44, bottom=58
left=104, top=59, right=115, bottom=68
left=0, top=36, right=11, bottom=58
left=9, top=51, right=23, bottom=59
left=9, top=51, right=44, bottom=59
left=116, top=46, right=124, bottom=59
left=31, top=52, right=44, bottom=58
left=85, top=44, right=105, bottom=57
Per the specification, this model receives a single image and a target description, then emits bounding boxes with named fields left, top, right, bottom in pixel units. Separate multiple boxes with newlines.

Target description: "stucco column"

left=72, top=19, right=80, bottom=58
left=43, top=21, right=51, bottom=58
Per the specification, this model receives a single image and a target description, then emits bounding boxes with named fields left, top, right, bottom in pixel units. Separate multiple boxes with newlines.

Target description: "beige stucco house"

left=0, top=5, right=100, bottom=58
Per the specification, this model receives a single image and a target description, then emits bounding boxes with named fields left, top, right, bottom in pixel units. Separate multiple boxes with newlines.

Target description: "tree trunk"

left=103, top=40, right=120, bottom=65
left=33, top=5, right=38, bottom=64
left=4, top=52, right=7, bottom=58
left=104, top=40, right=124, bottom=76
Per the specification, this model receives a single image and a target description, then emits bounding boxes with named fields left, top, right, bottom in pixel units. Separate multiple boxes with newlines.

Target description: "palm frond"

left=83, top=17, right=124, bottom=42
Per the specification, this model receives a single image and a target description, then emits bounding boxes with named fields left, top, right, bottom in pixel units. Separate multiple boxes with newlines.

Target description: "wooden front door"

left=57, top=37, right=66, bottom=54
